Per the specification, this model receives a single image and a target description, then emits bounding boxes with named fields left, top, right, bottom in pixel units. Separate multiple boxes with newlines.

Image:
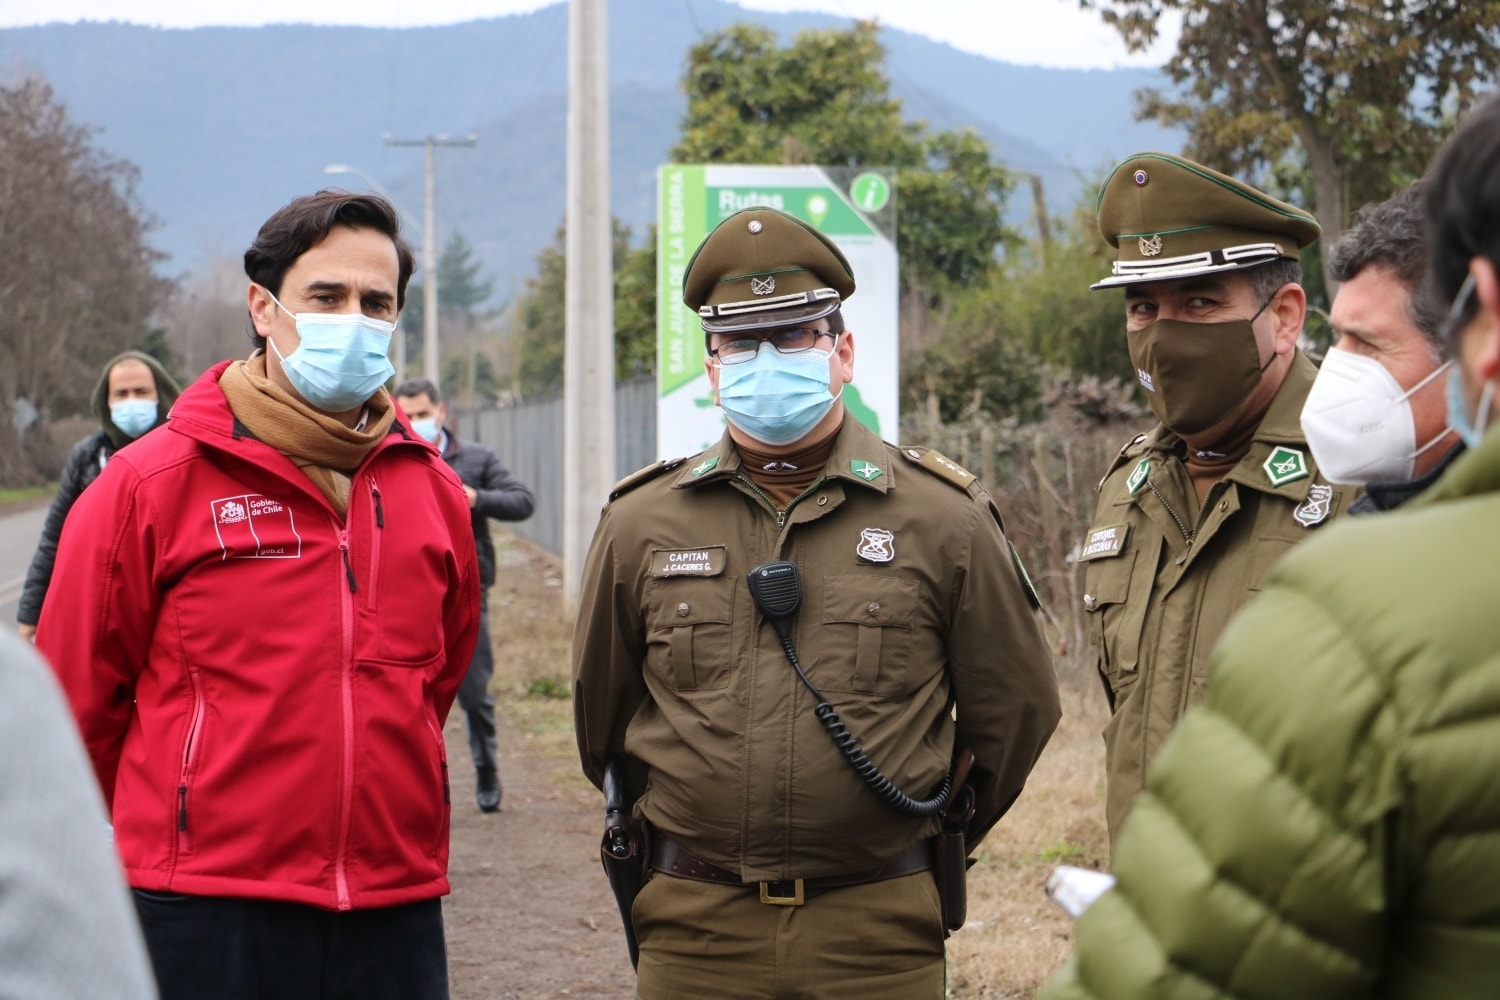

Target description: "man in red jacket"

left=36, top=190, right=481, bottom=1000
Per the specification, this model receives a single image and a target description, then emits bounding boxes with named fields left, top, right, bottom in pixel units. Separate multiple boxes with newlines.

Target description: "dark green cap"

left=683, top=207, right=856, bottom=333
left=1093, top=151, right=1321, bottom=289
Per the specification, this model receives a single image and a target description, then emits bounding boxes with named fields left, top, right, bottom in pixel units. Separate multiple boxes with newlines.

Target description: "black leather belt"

left=649, top=836, right=933, bottom=906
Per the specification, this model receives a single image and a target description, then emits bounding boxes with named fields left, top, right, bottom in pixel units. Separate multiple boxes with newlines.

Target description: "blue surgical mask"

left=1440, top=272, right=1493, bottom=449
left=716, top=339, right=842, bottom=446
left=411, top=416, right=441, bottom=444
left=1445, top=366, right=1494, bottom=449
left=261, top=287, right=396, bottom=412
left=110, top=398, right=158, bottom=438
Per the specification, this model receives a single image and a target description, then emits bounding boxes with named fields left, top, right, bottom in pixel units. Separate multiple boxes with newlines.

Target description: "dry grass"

left=487, top=529, right=1105, bottom=999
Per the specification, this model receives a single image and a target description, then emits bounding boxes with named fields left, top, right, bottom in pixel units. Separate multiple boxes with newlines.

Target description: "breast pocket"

left=1083, top=550, right=1148, bottom=704
left=816, top=575, right=920, bottom=696
left=645, top=578, right=736, bottom=692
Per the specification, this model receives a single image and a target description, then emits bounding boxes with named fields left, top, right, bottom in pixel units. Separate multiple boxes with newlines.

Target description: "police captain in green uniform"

left=571, top=207, right=1061, bottom=998
left=1081, top=153, right=1355, bottom=850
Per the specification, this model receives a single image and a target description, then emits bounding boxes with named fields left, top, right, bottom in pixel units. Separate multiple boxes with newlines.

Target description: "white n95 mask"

left=1301, top=346, right=1451, bottom=485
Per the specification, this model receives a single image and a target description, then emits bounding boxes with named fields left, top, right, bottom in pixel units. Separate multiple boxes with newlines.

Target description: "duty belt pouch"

left=934, top=749, right=976, bottom=936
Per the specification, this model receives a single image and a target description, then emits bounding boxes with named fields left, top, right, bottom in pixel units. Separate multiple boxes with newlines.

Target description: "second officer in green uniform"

left=1081, top=153, right=1355, bottom=848
left=572, top=207, right=1061, bottom=998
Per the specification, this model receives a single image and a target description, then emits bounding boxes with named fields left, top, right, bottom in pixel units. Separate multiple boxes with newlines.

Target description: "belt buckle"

left=759, top=878, right=805, bottom=906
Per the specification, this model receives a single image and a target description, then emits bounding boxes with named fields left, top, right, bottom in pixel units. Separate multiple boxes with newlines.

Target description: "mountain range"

left=0, top=1, right=1183, bottom=302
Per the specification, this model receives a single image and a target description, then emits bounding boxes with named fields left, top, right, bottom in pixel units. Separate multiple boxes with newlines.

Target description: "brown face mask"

left=1127, top=313, right=1273, bottom=437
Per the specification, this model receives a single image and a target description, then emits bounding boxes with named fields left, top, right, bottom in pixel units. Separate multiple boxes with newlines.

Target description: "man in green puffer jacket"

left=1041, top=93, right=1500, bottom=1000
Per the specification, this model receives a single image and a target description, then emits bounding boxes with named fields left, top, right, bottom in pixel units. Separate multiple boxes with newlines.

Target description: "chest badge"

left=1126, top=458, right=1150, bottom=495
left=1293, top=483, right=1334, bottom=527
left=1263, top=446, right=1309, bottom=488
left=851, top=460, right=884, bottom=482
left=689, top=456, right=719, bottom=477
left=857, top=528, right=895, bottom=563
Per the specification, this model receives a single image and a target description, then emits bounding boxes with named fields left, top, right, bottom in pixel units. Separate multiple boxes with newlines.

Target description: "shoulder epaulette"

left=898, top=446, right=981, bottom=495
left=1097, top=433, right=1150, bottom=491
left=608, top=457, right=686, bottom=502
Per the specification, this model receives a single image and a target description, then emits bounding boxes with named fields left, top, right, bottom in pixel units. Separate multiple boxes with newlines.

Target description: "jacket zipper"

left=1147, top=481, right=1196, bottom=563
left=334, top=524, right=357, bottom=910
left=735, top=474, right=827, bottom=529
left=176, top=669, right=206, bottom=841
left=366, top=480, right=383, bottom=606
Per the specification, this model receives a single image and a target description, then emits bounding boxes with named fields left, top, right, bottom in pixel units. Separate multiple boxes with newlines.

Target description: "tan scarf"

left=218, top=352, right=395, bottom=518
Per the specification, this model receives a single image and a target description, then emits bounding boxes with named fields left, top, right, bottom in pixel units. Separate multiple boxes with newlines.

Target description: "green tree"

left=0, top=78, right=172, bottom=484
left=507, top=220, right=658, bottom=398
left=1087, top=0, right=1500, bottom=290
left=402, top=230, right=496, bottom=375
left=673, top=21, right=1016, bottom=298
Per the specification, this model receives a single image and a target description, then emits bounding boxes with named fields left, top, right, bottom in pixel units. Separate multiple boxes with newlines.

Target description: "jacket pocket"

left=1083, top=550, right=1147, bottom=706
left=646, top=578, right=735, bottom=691
left=816, top=575, right=919, bottom=695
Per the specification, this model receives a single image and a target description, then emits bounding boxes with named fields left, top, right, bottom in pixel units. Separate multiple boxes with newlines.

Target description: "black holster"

left=600, top=758, right=647, bottom=970
left=933, top=749, right=976, bottom=935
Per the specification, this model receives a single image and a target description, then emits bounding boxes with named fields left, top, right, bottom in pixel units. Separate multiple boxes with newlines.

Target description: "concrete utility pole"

left=383, top=133, right=476, bottom=383
left=564, top=0, right=615, bottom=611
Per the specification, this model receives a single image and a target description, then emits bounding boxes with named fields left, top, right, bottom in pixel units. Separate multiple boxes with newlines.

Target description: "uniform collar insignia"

left=851, top=460, right=884, bottom=481
left=1262, top=446, right=1309, bottom=488
left=1126, top=457, right=1150, bottom=495
left=690, top=456, right=719, bottom=478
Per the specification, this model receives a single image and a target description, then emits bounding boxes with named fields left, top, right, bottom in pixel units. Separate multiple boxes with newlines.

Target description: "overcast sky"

left=0, top=0, right=1179, bottom=70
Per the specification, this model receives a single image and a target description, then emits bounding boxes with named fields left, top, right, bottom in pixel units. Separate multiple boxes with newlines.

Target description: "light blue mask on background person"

left=261, top=287, right=397, bottom=412
left=1446, top=367, right=1494, bottom=449
left=110, top=398, right=158, bottom=438
left=716, top=341, right=841, bottom=446
left=411, top=416, right=442, bottom=444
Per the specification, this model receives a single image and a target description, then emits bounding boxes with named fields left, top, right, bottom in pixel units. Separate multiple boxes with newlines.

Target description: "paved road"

left=0, top=504, right=47, bottom=629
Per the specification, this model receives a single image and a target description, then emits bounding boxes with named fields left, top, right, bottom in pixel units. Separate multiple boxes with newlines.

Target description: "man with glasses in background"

left=571, top=207, right=1060, bottom=998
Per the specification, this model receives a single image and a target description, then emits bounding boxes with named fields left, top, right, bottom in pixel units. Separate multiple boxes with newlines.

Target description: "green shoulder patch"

left=900, top=446, right=978, bottom=492
left=608, top=457, right=686, bottom=501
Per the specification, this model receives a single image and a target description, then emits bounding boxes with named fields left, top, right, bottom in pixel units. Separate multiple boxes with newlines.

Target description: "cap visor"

left=700, top=297, right=841, bottom=334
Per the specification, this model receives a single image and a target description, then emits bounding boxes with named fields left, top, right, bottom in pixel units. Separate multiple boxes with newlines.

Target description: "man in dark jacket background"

left=16, top=350, right=181, bottom=641
left=397, top=377, right=535, bottom=812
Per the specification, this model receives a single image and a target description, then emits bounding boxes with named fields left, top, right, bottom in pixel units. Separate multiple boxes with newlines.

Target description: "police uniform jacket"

left=1042, top=398, right=1500, bottom=1000
left=1081, top=351, right=1352, bottom=842
left=572, top=416, right=1061, bottom=882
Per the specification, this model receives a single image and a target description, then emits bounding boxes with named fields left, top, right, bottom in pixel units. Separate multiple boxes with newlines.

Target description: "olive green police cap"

left=1092, top=151, right=1321, bottom=290
left=683, top=207, right=856, bottom=334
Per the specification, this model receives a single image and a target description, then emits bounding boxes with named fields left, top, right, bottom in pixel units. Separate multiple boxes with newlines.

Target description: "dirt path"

left=442, top=715, right=636, bottom=999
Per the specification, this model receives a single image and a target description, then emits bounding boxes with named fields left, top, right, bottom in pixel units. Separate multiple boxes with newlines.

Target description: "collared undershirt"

left=736, top=433, right=837, bottom=510
left=1184, top=420, right=1256, bottom=510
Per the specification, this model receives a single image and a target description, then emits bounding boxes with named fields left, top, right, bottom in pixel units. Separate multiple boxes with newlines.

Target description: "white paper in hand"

left=1046, top=865, right=1116, bottom=919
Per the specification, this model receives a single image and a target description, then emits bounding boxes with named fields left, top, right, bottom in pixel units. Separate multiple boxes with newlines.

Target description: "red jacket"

left=37, top=362, right=480, bottom=912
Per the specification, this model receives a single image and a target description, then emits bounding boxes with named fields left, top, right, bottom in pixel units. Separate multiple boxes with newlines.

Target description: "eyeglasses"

left=709, top=328, right=835, bottom=365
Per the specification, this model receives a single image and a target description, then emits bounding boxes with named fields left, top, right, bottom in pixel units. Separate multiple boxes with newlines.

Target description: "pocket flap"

left=821, top=575, right=918, bottom=627
left=649, top=579, right=734, bottom=631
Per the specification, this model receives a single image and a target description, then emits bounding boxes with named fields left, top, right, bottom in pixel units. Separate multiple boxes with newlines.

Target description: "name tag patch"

left=650, top=546, right=727, bottom=577
left=1078, top=524, right=1129, bottom=561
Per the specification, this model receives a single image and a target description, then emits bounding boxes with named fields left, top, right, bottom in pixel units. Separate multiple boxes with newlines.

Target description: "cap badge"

left=1293, top=482, right=1333, bottom=527
left=1138, top=234, right=1163, bottom=257
left=747, top=219, right=763, bottom=234
left=1133, top=169, right=1149, bottom=186
left=749, top=275, right=776, bottom=296
left=857, top=527, right=895, bottom=564
left=1262, top=446, right=1309, bottom=488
